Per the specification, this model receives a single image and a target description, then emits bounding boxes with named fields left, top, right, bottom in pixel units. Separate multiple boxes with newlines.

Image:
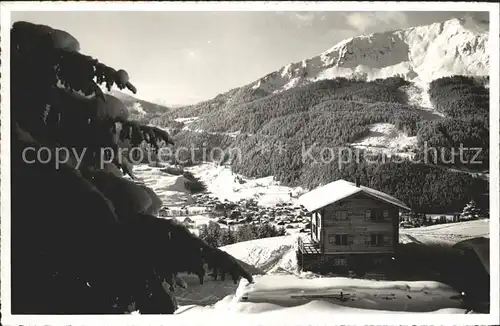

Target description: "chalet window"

left=333, top=258, right=348, bottom=266
left=365, top=234, right=392, bottom=246
left=365, top=209, right=371, bottom=219
left=370, top=234, right=385, bottom=246
left=328, top=234, right=352, bottom=245
left=337, top=234, right=347, bottom=245
left=369, top=209, right=389, bottom=222
left=335, top=210, right=348, bottom=220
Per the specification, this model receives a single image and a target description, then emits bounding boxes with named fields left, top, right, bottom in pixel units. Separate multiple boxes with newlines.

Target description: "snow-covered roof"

left=298, top=179, right=411, bottom=212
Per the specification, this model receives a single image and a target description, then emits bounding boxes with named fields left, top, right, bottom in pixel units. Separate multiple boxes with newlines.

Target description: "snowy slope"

left=400, top=219, right=490, bottom=245
left=251, top=17, right=488, bottom=95
left=130, top=102, right=147, bottom=115
left=221, top=235, right=301, bottom=274
left=187, top=163, right=306, bottom=207
left=134, top=162, right=302, bottom=208
left=350, top=123, right=418, bottom=158
left=132, top=163, right=305, bottom=236
left=172, top=222, right=491, bottom=315
left=132, top=164, right=193, bottom=207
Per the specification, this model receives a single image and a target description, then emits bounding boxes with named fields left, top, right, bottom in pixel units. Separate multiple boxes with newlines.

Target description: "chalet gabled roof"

left=298, top=179, right=411, bottom=212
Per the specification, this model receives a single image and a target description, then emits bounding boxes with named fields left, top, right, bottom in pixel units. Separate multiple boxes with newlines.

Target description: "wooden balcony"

left=297, top=236, right=321, bottom=255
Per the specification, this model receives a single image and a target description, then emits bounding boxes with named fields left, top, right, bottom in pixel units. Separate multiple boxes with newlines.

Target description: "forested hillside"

left=415, top=75, right=489, bottom=169
left=188, top=77, right=414, bottom=133
left=144, top=75, right=489, bottom=214
left=168, top=85, right=271, bottom=120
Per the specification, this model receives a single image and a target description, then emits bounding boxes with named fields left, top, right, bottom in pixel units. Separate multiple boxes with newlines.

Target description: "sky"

left=11, top=10, right=489, bottom=106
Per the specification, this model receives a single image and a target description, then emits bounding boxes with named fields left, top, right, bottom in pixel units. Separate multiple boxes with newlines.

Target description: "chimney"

left=355, top=177, right=360, bottom=187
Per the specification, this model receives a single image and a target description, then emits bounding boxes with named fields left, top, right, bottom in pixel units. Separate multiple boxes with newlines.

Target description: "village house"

left=296, top=178, right=411, bottom=276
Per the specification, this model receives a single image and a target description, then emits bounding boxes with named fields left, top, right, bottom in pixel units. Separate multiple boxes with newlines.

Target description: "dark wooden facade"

left=297, top=192, right=404, bottom=275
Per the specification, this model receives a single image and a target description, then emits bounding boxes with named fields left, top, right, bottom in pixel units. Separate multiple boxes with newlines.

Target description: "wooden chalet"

left=296, top=178, right=411, bottom=275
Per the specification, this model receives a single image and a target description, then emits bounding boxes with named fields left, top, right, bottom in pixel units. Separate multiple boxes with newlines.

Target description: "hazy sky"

left=11, top=11, right=489, bottom=105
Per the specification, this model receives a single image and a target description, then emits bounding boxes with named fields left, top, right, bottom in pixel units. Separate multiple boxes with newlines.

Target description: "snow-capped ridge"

left=251, top=17, right=489, bottom=94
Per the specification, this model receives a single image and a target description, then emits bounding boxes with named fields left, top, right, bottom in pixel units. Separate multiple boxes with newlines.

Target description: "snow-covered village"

left=2, top=3, right=497, bottom=325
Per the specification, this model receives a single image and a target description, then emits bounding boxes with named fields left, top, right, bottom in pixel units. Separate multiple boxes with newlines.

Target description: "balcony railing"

left=297, top=236, right=321, bottom=254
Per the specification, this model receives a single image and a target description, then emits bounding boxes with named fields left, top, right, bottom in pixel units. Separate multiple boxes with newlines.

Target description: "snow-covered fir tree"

left=460, top=200, right=481, bottom=221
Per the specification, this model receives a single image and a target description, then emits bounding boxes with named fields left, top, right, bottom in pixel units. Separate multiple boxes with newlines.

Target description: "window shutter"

left=384, top=235, right=392, bottom=245
left=347, top=235, right=354, bottom=245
